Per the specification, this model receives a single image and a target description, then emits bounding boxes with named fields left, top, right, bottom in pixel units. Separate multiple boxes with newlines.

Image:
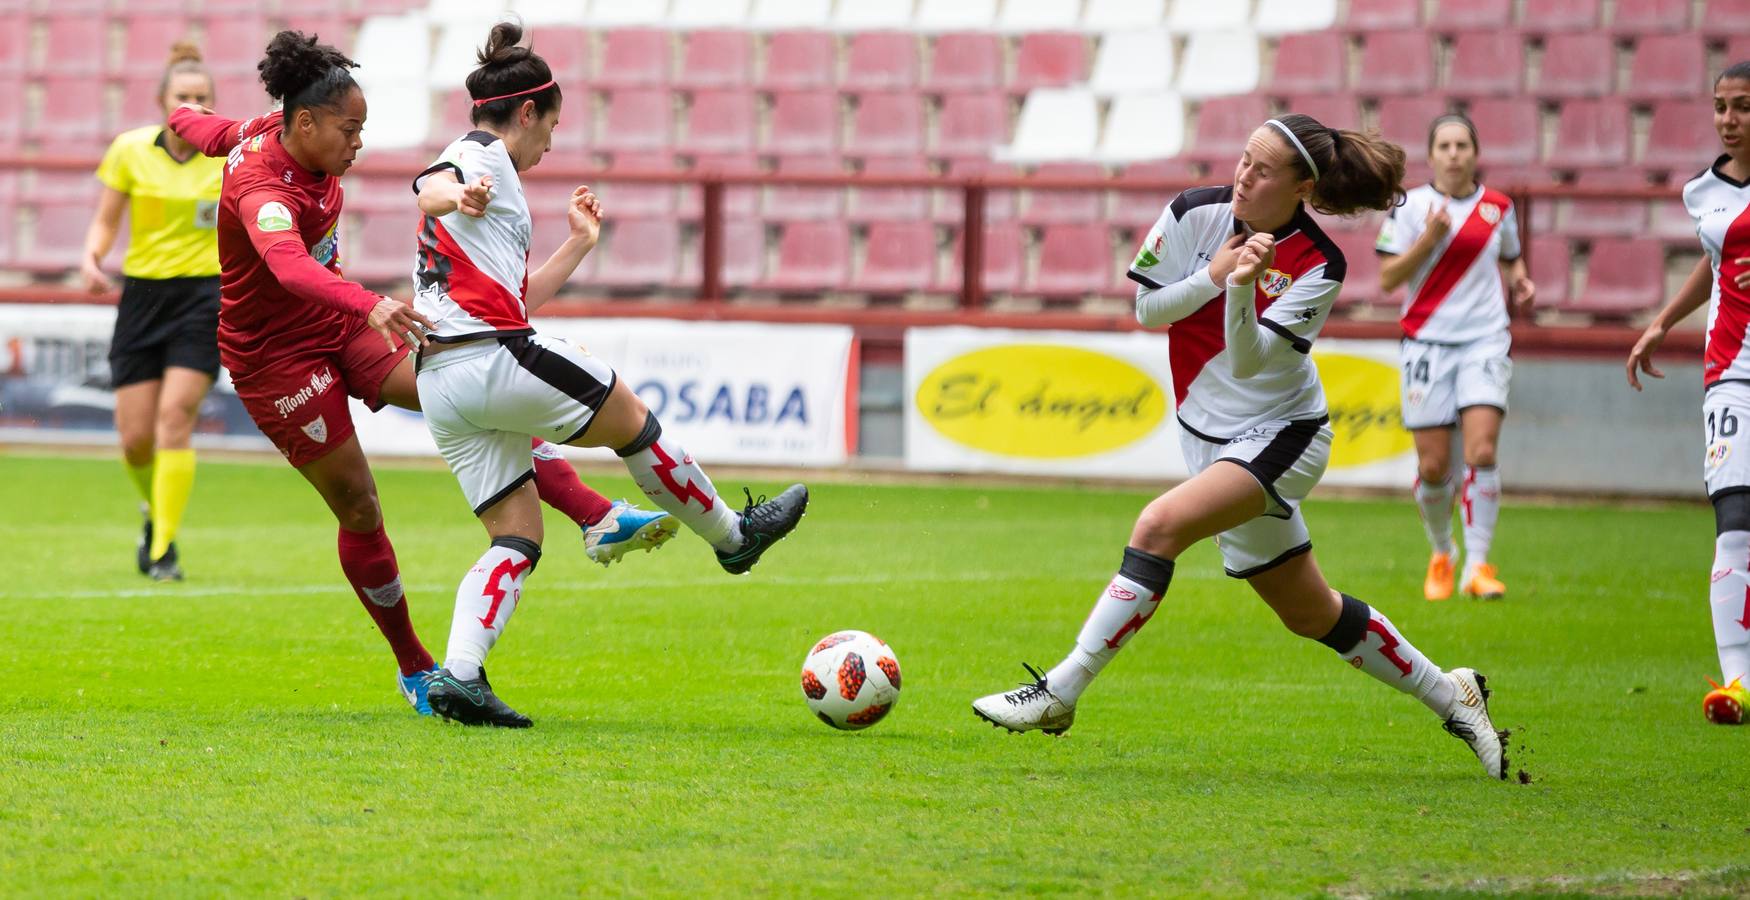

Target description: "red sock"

left=337, top=525, right=434, bottom=676
left=531, top=437, right=613, bottom=526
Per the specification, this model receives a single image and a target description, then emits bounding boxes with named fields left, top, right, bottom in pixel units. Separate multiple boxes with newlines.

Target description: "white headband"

left=1266, top=118, right=1319, bottom=181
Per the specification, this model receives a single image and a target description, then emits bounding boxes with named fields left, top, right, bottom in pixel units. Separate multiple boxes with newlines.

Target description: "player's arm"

left=1378, top=202, right=1450, bottom=292
left=525, top=185, right=603, bottom=313
left=80, top=186, right=126, bottom=295
left=1224, top=233, right=1337, bottom=379
left=168, top=105, right=247, bottom=158
left=1627, top=256, right=1713, bottom=391
left=1131, top=201, right=1237, bottom=327
left=413, top=166, right=492, bottom=219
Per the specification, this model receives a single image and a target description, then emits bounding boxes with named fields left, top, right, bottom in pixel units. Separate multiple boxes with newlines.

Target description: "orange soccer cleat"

left=1463, top=563, right=1507, bottom=600
left=1425, top=552, right=1455, bottom=601
left=1704, top=678, right=1748, bottom=725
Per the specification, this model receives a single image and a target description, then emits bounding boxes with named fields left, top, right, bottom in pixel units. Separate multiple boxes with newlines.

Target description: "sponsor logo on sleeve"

left=1132, top=231, right=1164, bottom=269
left=1375, top=218, right=1396, bottom=250
left=255, top=201, right=294, bottom=233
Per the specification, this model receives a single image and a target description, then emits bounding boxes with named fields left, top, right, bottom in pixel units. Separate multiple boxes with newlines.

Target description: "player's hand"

left=1510, top=276, right=1536, bottom=318
left=367, top=297, right=436, bottom=351
left=1735, top=257, right=1750, bottom=290
left=567, top=185, right=603, bottom=246
left=1207, top=233, right=1247, bottom=284
left=176, top=102, right=214, bottom=116
left=1626, top=322, right=1668, bottom=392
left=1230, top=233, right=1276, bottom=284
left=457, top=175, right=493, bottom=218
left=80, top=255, right=112, bottom=295
left=1425, top=205, right=1452, bottom=242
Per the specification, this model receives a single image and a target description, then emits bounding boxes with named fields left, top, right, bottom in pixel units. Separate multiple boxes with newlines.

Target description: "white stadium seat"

left=426, top=0, right=504, bottom=24
left=998, top=88, right=1099, bottom=162
left=1089, top=29, right=1176, bottom=95
left=832, top=0, right=914, bottom=31
left=430, top=19, right=503, bottom=90
left=353, top=14, right=431, bottom=90
left=589, top=0, right=672, bottom=26
left=996, top=0, right=1081, bottom=32
left=749, top=0, right=832, bottom=27
left=1176, top=31, right=1260, bottom=98
left=914, top=0, right=998, bottom=31
left=1168, top=0, right=1251, bottom=31
left=353, top=82, right=431, bottom=152
left=671, top=0, right=752, bottom=28
left=509, top=0, right=590, bottom=26
left=1082, top=0, right=1166, bottom=30
left=1099, top=91, right=1186, bottom=162
left=1252, top=0, right=1338, bottom=35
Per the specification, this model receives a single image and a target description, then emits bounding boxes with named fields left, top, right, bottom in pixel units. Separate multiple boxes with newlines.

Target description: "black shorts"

left=108, top=275, right=221, bottom=388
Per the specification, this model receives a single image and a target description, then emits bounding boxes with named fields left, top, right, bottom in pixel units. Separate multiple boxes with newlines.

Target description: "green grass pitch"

left=2, top=451, right=1746, bottom=896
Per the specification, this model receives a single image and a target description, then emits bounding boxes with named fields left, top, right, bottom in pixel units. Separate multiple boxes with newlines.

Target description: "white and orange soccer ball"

left=800, top=630, right=900, bottom=730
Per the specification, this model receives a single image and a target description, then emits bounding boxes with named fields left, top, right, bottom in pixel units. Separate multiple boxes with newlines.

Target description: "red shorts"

left=226, top=317, right=411, bottom=468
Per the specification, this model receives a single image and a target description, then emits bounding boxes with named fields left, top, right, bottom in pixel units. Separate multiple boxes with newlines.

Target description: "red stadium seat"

left=765, top=90, right=840, bottom=156
left=849, top=92, right=926, bottom=158
left=853, top=156, right=933, bottom=222
left=1704, top=0, right=1750, bottom=40
left=940, top=221, right=1025, bottom=295
left=429, top=88, right=475, bottom=151
left=1625, top=33, right=1709, bottom=102
left=720, top=219, right=768, bottom=288
left=601, top=152, right=680, bottom=217
left=1326, top=225, right=1387, bottom=307
left=594, top=218, right=681, bottom=289
left=1281, top=94, right=1362, bottom=131
left=28, top=77, right=107, bottom=150
left=1467, top=98, right=1542, bottom=166
left=117, top=16, right=192, bottom=79
left=1011, top=33, right=1089, bottom=92
left=598, top=89, right=674, bottom=155
left=1612, top=0, right=1693, bottom=32
left=1643, top=99, right=1720, bottom=174
left=1549, top=99, right=1632, bottom=168
left=760, top=221, right=850, bottom=292
left=343, top=172, right=411, bottom=214
left=934, top=94, right=1010, bottom=159
left=764, top=155, right=847, bottom=220
left=676, top=30, right=753, bottom=91
left=0, top=25, right=25, bottom=77
left=1558, top=170, right=1652, bottom=238
left=943, top=158, right=1020, bottom=223
left=680, top=153, right=762, bottom=220
left=1346, top=0, right=1422, bottom=29
left=1270, top=32, right=1346, bottom=96
left=24, top=203, right=96, bottom=273
left=1576, top=238, right=1662, bottom=317
left=597, top=29, right=671, bottom=89
left=1021, top=162, right=1107, bottom=225
left=1190, top=95, right=1270, bottom=163
left=528, top=27, right=591, bottom=83
left=1376, top=96, right=1453, bottom=155
left=760, top=31, right=837, bottom=91
left=1527, top=236, right=1572, bottom=308
left=860, top=221, right=939, bottom=293
left=213, top=75, right=272, bottom=118
left=844, top=33, right=919, bottom=92
left=1431, top=0, right=1513, bottom=30
left=1536, top=34, right=1615, bottom=97
left=1446, top=32, right=1525, bottom=97
left=34, top=16, right=107, bottom=77
left=1031, top=224, right=1114, bottom=298
left=1354, top=31, right=1436, bottom=96
left=200, top=17, right=272, bottom=77
left=1730, top=36, right=1750, bottom=68
left=1112, top=159, right=1201, bottom=226
left=341, top=212, right=417, bottom=285
left=1650, top=195, right=1695, bottom=242
left=682, top=89, right=757, bottom=155
left=118, top=77, right=172, bottom=131
left=21, top=168, right=101, bottom=205
left=1520, top=0, right=1602, bottom=31
left=0, top=78, right=22, bottom=152
left=926, top=32, right=1003, bottom=93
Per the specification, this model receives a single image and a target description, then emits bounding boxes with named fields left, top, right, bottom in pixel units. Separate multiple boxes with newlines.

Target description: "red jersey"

left=169, top=108, right=363, bottom=375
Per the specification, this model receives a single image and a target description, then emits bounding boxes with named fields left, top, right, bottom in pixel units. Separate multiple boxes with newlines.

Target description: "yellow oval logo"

left=1314, top=351, right=1413, bottom=467
left=917, top=344, right=1167, bottom=458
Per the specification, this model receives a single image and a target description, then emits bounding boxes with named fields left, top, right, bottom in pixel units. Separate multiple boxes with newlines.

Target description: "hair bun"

left=167, top=41, right=203, bottom=66
left=477, top=21, right=531, bottom=67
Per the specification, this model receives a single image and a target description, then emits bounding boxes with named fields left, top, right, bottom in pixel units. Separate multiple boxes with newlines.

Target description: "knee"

left=1273, top=604, right=1334, bottom=639
left=1465, top=444, right=1499, bottom=469
left=1417, top=459, right=1450, bottom=485
left=155, top=406, right=198, bottom=448
left=118, top=429, right=154, bottom=465
left=1130, top=505, right=1189, bottom=559
left=330, top=485, right=383, bottom=532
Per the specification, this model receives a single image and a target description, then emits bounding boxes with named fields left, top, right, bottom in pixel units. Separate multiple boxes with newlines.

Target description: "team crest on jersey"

left=1709, top=440, right=1732, bottom=470
left=1259, top=268, right=1293, bottom=297
left=246, top=135, right=264, bottom=153
left=300, top=416, right=328, bottom=444
left=1478, top=202, right=1502, bottom=225
left=256, top=201, right=293, bottom=233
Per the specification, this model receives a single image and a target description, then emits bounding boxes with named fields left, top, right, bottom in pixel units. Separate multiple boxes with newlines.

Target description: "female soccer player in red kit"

left=169, top=31, right=674, bottom=715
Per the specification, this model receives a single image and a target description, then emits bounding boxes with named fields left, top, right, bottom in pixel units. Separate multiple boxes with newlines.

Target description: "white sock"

left=1045, top=548, right=1173, bottom=706
left=1321, top=594, right=1454, bottom=715
left=1462, top=465, right=1501, bottom=573
left=1711, top=531, right=1750, bottom=685
left=1414, top=476, right=1457, bottom=556
left=443, top=537, right=539, bottom=682
left=618, top=422, right=742, bottom=553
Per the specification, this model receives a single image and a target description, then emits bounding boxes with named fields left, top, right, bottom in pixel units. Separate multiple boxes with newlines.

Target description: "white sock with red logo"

left=1044, top=547, right=1174, bottom=706
left=1414, top=476, right=1457, bottom=557
left=443, top=537, right=539, bottom=682
left=617, top=414, right=742, bottom=553
left=1461, top=465, right=1501, bottom=575
left=1319, top=594, right=1455, bottom=715
left=1710, top=531, right=1750, bottom=685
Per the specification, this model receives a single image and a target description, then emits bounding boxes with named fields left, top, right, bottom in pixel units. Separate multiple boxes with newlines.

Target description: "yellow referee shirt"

left=95, top=126, right=225, bottom=280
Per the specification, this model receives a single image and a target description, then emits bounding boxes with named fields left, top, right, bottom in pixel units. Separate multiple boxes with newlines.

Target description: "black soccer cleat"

left=424, top=667, right=533, bottom=728
left=137, top=511, right=178, bottom=577
left=716, top=484, right=809, bottom=575
left=148, top=556, right=184, bottom=582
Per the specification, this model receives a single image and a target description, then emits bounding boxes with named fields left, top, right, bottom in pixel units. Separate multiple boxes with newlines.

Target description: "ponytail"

left=1271, top=112, right=1407, bottom=217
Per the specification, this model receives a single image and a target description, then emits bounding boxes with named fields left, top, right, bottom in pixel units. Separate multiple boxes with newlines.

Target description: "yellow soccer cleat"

left=1704, top=678, right=1748, bottom=725
left=1425, top=552, right=1456, bottom=601
left=1463, top=563, right=1507, bottom=600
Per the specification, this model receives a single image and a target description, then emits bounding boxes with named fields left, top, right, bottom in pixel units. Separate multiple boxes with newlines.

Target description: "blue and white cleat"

left=399, top=665, right=442, bottom=716
left=584, top=500, right=679, bottom=567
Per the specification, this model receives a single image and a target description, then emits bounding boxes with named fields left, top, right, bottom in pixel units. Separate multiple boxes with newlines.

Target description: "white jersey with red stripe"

left=1375, top=183, right=1520, bottom=344
left=1128, top=186, right=1345, bottom=440
left=1685, top=156, right=1750, bottom=388
left=412, top=131, right=533, bottom=343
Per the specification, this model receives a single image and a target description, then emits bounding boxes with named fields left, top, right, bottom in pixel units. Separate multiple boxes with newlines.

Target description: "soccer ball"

left=801, top=630, right=900, bottom=730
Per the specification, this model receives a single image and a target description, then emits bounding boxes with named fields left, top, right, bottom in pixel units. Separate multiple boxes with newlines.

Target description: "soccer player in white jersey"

left=410, top=23, right=809, bottom=727
left=1628, top=61, right=1750, bottom=724
left=1376, top=114, right=1536, bottom=602
left=971, top=113, right=1510, bottom=779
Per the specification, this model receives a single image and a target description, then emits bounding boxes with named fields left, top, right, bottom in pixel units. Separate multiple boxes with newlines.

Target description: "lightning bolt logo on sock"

left=649, top=442, right=715, bottom=511
left=478, top=557, right=533, bottom=629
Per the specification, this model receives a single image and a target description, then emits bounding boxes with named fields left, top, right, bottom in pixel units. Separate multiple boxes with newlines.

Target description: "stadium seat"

left=935, top=221, right=1019, bottom=295
left=1281, top=94, right=1362, bottom=131
left=118, top=77, right=171, bottom=131
left=761, top=31, right=837, bottom=91
left=340, top=212, right=417, bottom=285
left=1012, top=33, right=1090, bottom=92
left=1703, top=0, right=1750, bottom=40
left=1269, top=32, right=1346, bottom=96
left=935, top=94, right=1011, bottom=159
left=943, top=159, right=1021, bottom=222
left=34, top=16, right=107, bottom=77
left=1354, top=31, right=1436, bottom=96
left=1345, top=0, right=1421, bottom=29
left=24, top=201, right=94, bottom=272
left=599, top=152, right=681, bottom=217
left=599, top=89, right=675, bottom=155
left=528, top=27, right=590, bottom=82
left=1536, top=34, right=1615, bottom=97
left=27, top=77, right=107, bottom=150
left=682, top=89, right=758, bottom=155
left=1650, top=196, right=1695, bottom=242
left=1021, top=162, right=1108, bottom=225
left=765, top=155, right=847, bottom=221
left=0, top=23, right=25, bottom=78
left=844, top=33, right=920, bottom=92
left=999, top=89, right=1099, bottom=162
left=342, top=172, right=410, bottom=214
left=1253, top=0, right=1339, bottom=35
left=1730, top=36, right=1750, bottom=69
left=0, top=78, right=23, bottom=151
left=1083, top=0, right=1167, bottom=29
left=1089, top=30, right=1176, bottom=96
left=679, top=153, right=762, bottom=220
left=677, top=30, right=754, bottom=90
left=1624, top=34, right=1708, bottom=102
left=1445, top=32, right=1525, bottom=97
left=998, top=0, right=1081, bottom=32
left=1611, top=0, right=1692, bottom=32
left=1189, top=95, right=1271, bottom=163
left=1644, top=99, right=1720, bottom=174
left=1549, top=99, right=1632, bottom=169
left=714, top=219, right=768, bottom=288
left=1430, top=0, right=1513, bottom=30
left=749, top=0, right=834, bottom=28
left=597, top=29, right=672, bottom=89
left=914, top=0, right=998, bottom=31
left=670, top=0, right=753, bottom=29
left=1031, top=224, right=1113, bottom=297
left=1467, top=98, right=1542, bottom=166
left=214, top=75, right=273, bottom=119
left=1526, top=235, right=1572, bottom=308
left=353, top=14, right=430, bottom=85
left=1169, top=0, right=1248, bottom=31
left=760, top=221, right=850, bottom=291
left=831, top=0, right=914, bottom=30
left=1376, top=97, right=1454, bottom=155
left=927, top=33, right=1004, bottom=94
left=117, top=16, right=192, bottom=79
left=431, top=19, right=503, bottom=90
left=1520, top=0, right=1602, bottom=31
left=853, top=156, right=933, bottom=223
left=766, top=91, right=841, bottom=156
left=849, top=93, right=926, bottom=158
left=1558, top=170, right=1652, bottom=239
left=426, top=0, right=496, bottom=24
left=859, top=221, right=939, bottom=293
left=589, top=1, right=671, bottom=26
left=1325, top=226, right=1386, bottom=306
left=592, top=218, right=681, bottom=290
left=1099, top=91, right=1188, bottom=163
left=1112, top=159, right=1200, bottom=225
left=1177, top=32, right=1261, bottom=98
left=22, top=168, right=101, bottom=205
left=508, top=0, right=589, bottom=26
left=1576, top=238, right=1662, bottom=317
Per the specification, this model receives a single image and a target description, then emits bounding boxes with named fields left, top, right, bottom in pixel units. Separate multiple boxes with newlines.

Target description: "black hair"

left=258, top=30, right=359, bottom=119
left=1719, top=61, right=1750, bottom=85
left=1269, top=112, right=1406, bottom=217
left=1427, top=112, right=1480, bottom=156
left=467, top=21, right=561, bottom=127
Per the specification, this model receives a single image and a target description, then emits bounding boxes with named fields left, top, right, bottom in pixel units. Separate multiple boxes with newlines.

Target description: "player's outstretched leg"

left=529, top=437, right=677, bottom=567
left=427, top=535, right=540, bottom=728
left=337, top=525, right=440, bottom=714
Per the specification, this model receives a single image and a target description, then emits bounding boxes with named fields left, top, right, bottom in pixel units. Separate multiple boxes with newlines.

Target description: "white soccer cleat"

left=1441, top=667, right=1507, bottom=780
left=972, top=663, right=1076, bottom=735
left=583, top=501, right=679, bottom=567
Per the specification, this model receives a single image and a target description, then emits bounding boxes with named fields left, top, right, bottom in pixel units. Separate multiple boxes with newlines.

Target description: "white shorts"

left=1179, top=417, right=1333, bottom=578
left=416, top=333, right=617, bottom=514
left=1400, top=331, right=1513, bottom=430
left=1704, top=381, right=1750, bottom=500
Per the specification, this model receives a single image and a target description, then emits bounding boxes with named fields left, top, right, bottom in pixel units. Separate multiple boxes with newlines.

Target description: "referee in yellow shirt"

left=82, top=43, right=224, bottom=582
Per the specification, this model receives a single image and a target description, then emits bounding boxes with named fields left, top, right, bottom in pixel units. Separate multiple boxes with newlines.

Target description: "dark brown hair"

left=1427, top=112, right=1480, bottom=155
left=1270, top=112, right=1407, bottom=216
left=468, top=21, right=561, bottom=127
